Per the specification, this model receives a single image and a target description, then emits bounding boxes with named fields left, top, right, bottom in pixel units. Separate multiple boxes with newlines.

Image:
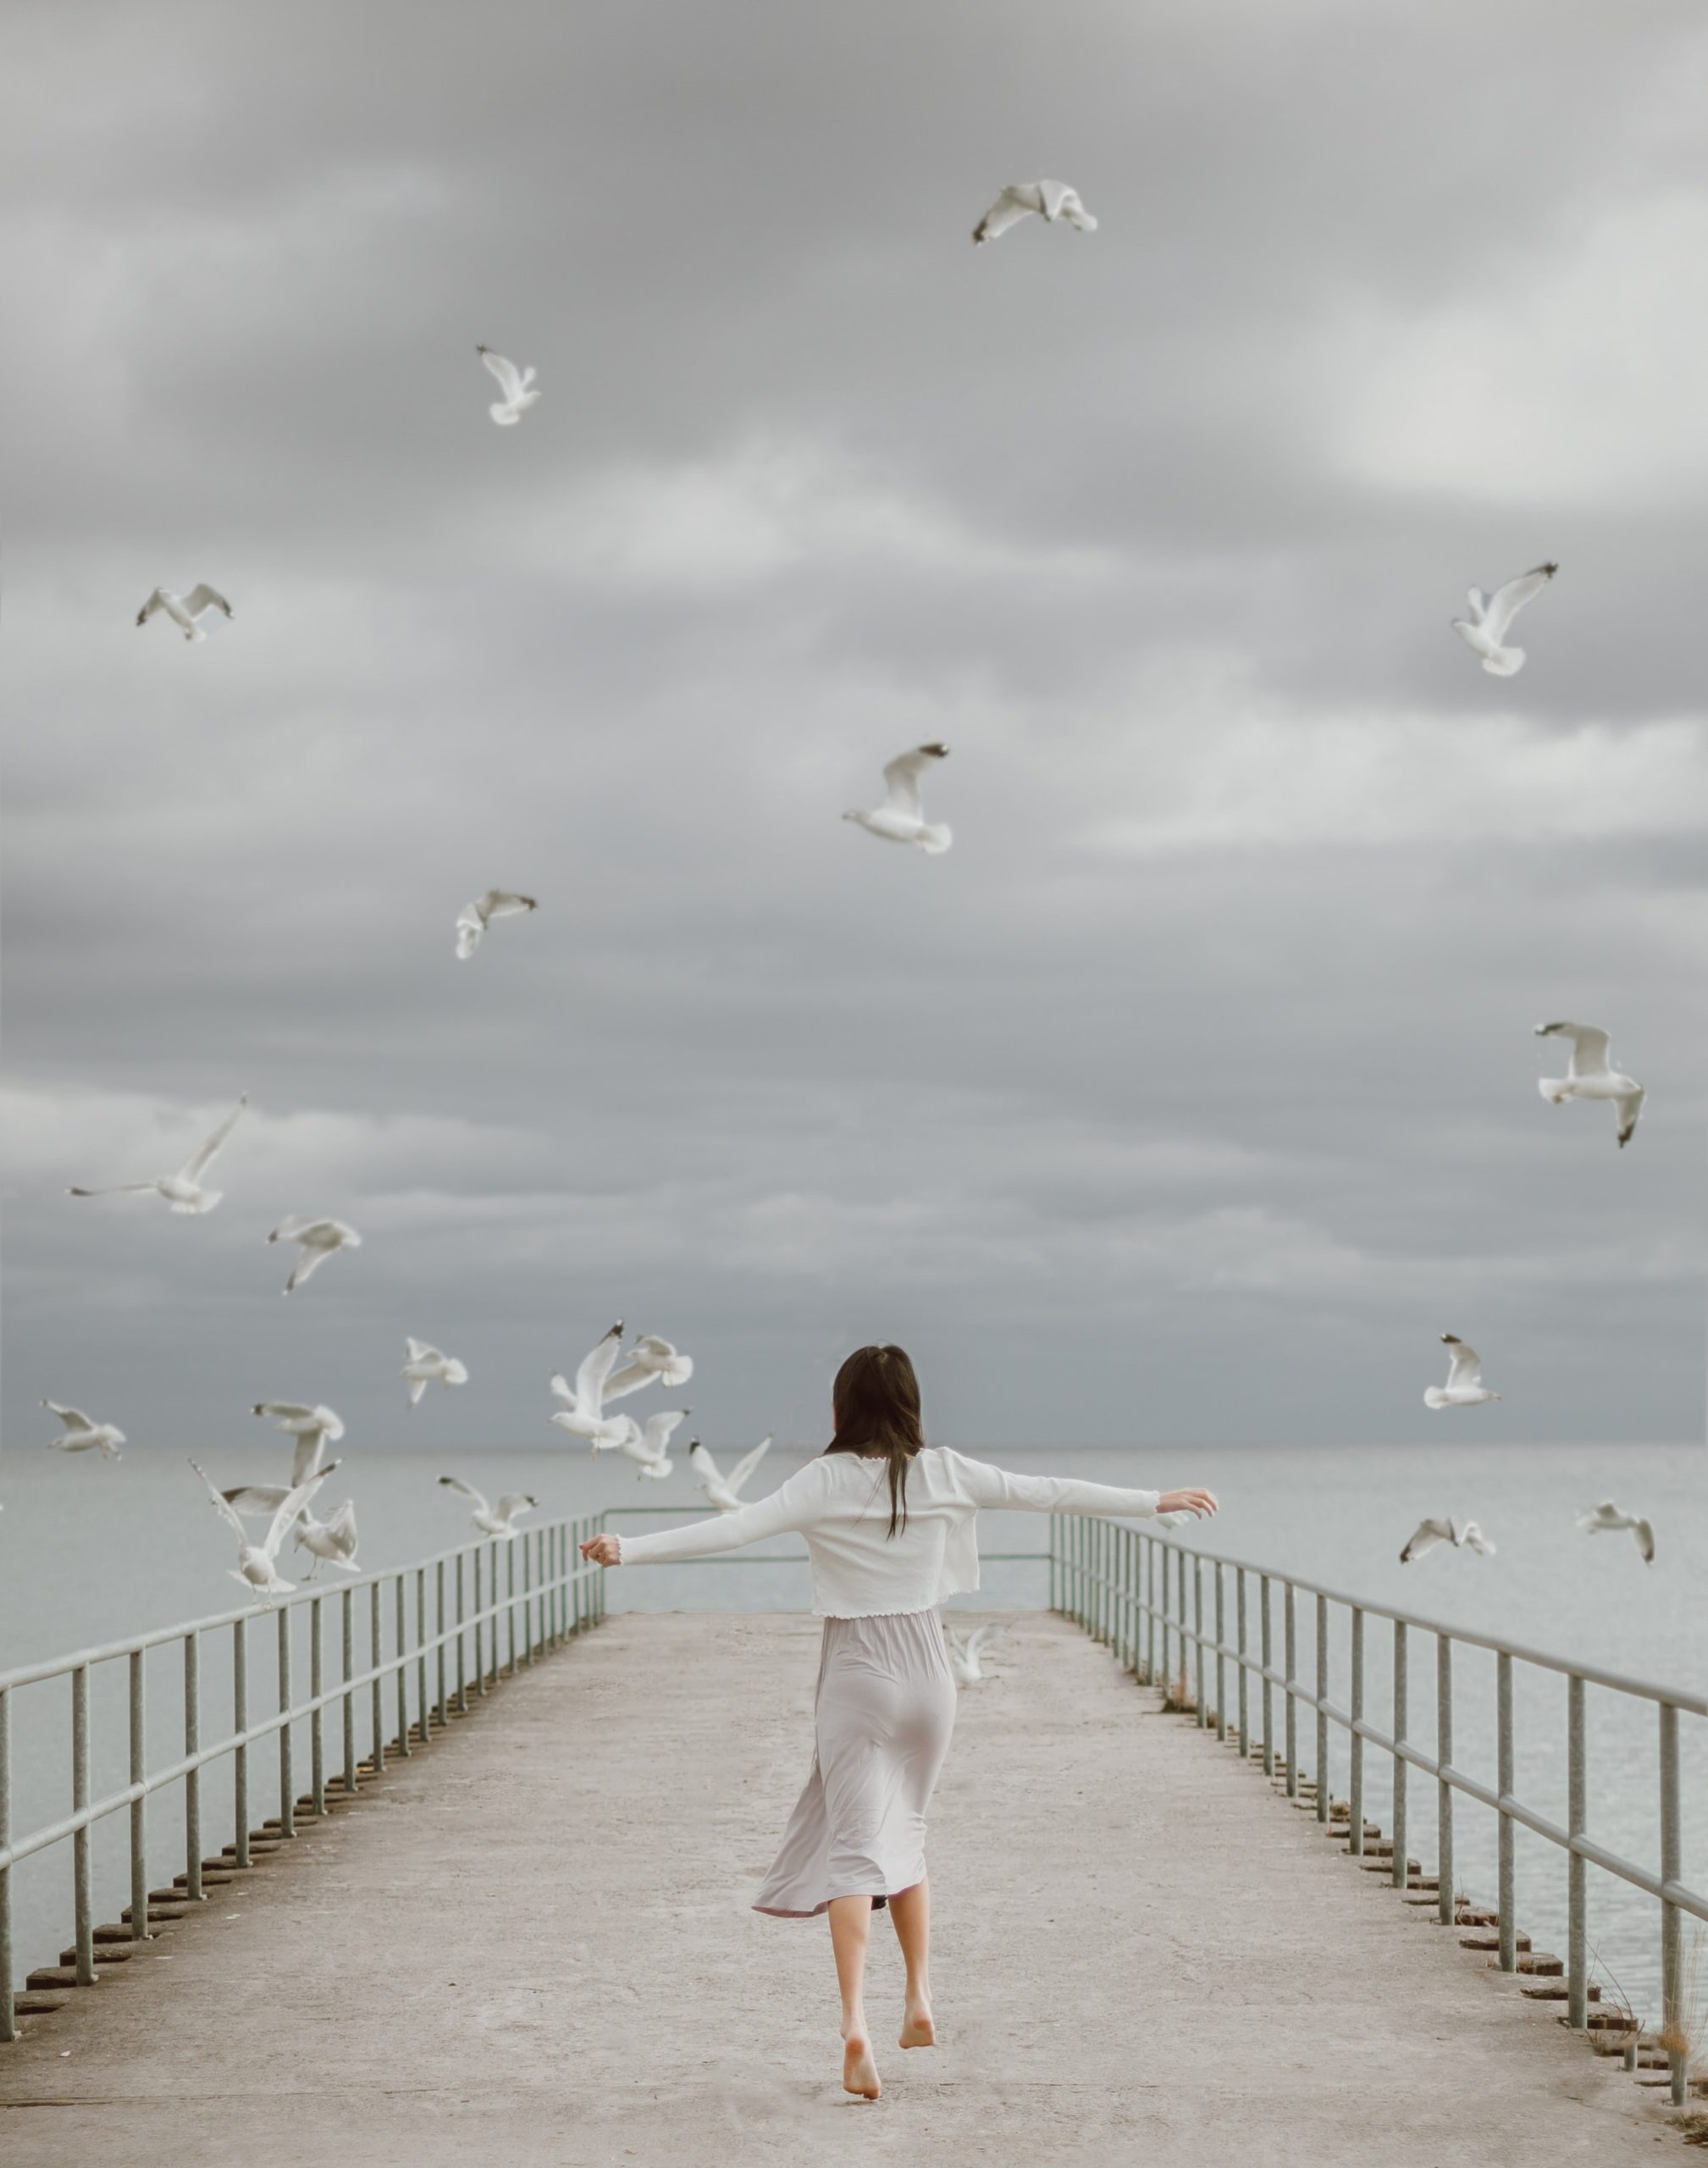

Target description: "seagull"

left=1576, top=1500, right=1655, bottom=1563
left=1534, top=1022, right=1644, bottom=1148
left=1423, top=1334, right=1501, bottom=1410
left=294, top=1499, right=361, bottom=1576
left=843, top=744, right=953, bottom=854
left=267, top=1216, right=361, bottom=1294
left=689, top=1435, right=771, bottom=1511
left=455, top=889, right=538, bottom=960
left=1451, top=562, right=1557, bottom=676
left=136, top=584, right=234, bottom=642
left=190, top=1459, right=332, bottom=1598
left=251, top=1403, right=345, bottom=1483
left=476, top=346, right=539, bottom=426
left=605, top=1334, right=694, bottom=1400
left=1399, top=1517, right=1496, bottom=1563
left=68, top=1094, right=247, bottom=1215
left=42, top=1402, right=124, bottom=1460
left=438, top=1476, right=536, bottom=1540
left=220, top=1459, right=343, bottom=1520
left=972, top=180, right=1098, bottom=244
left=548, top=1321, right=633, bottom=1448
left=617, top=1409, right=688, bottom=1480
left=947, top=1623, right=1003, bottom=1684
left=401, top=1338, right=469, bottom=1407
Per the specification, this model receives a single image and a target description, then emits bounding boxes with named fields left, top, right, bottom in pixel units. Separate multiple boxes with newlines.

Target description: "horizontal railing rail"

left=0, top=1513, right=608, bottom=2040
left=1049, top=1513, right=1705, bottom=2108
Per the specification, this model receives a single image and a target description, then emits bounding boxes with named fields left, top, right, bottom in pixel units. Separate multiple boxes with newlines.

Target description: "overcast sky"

left=3, top=0, right=1704, bottom=1458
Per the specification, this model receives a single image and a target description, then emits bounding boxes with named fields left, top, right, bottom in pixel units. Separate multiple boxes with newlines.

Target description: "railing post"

left=232, top=1618, right=250, bottom=1868
left=1315, top=1593, right=1329, bottom=1822
left=456, top=1551, right=468, bottom=1712
left=71, top=1665, right=93, bottom=1983
left=0, top=1686, right=13, bottom=2043
left=183, top=1632, right=202, bottom=1899
left=341, top=1588, right=357, bottom=1798
left=395, top=1574, right=411, bottom=1755
left=436, top=1560, right=448, bottom=1726
left=1259, top=1574, right=1274, bottom=1778
left=1048, top=1513, right=1059, bottom=1613
left=1391, top=1620, right=1408, bottom=1889
left=1145, top=1536, right=1157, bottom=1686
left=1283, top=1582, right=1298, bottom=1798
left=1436, top=1634, right=1454, bottom=1924
left=1661, top=1701, right=1684, bottom=2107
left=1348, top=1607, right=1364, bottom=1856
left=416, top=1568, right=428, bottom=1736
left=473, top=1549, right=487, bottom=1695
left=1236, top=1569, right=1249, bottom=1758
left=1193, top=1557, right=1206, bottom=1727
left=129, top=1649, right=150, bottom=1942
left=370, top=1581, right=385, bottom=1773
left=1567, top=1673, right=1587, bottom=2028
left=522, top=1539, right=534, bottom=1667
left=1214, top=1562, right=1226, bottom=1742
left=1496, top=1651, right=1515, bottom=1970
left=278, top=1605, right=295, bottom=1837
left=310, top=1597, right=325, bottom=1815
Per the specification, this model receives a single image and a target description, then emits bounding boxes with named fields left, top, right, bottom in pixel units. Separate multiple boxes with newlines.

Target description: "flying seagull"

left=605, top=1333, right=694, bottom=1400
left=137, top=584, right=233, bottom=642
left=1534, top=1022, right=1644, bottom=1148
left=946, top=1623, right=1003, bottom=1684
left=401, top=1338, right=469, bottom=1407
left=455, top=889, right=538, bottom=960
left=190, top=1458, right=332, bottom=1598
left=1576, top=1501, right=1655, bottom=1563
left=294, top=1499, right=361, bottom=1576
left=843, top=744, right=953, bottom=854
left=42, top=1402, right=124, bottom=1461
left=438, top=1476, right=536, bottom=1539
left=267, top=1216, right=362, bottom=1294
left=476, top=346, right=539, bottom=426
left=68, top=1094, right=247, bottom=1215
left=689, top=1435, right=771, bottom=1511
left=972, top=180, right=1097, bottom=244
left=252, top=1403, right=345, bottom=1483
left=1451, top=562, right=1557, bottom=677
left=1400, top=1517, right=1496, bottom=1563
left=548, top=1321, right=633, bottom=1449
left=1423, top=1334, right=1500, bottom=1410
left=617, top=1408, right=688, bottom=1480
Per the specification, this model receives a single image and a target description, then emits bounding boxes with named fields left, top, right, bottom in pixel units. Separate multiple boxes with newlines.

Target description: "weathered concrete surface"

left=0, top=1612, right=1675, bottom=2166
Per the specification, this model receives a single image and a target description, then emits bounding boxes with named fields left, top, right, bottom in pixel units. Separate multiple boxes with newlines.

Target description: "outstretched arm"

left=579, top=1463, right=823, bottom=1568
left=942, top=1450, right=1216, bottom=1523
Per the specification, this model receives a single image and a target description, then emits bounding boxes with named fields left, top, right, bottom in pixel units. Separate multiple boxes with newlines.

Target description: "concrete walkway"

left=0, top=1612, right=1675, bottom=2166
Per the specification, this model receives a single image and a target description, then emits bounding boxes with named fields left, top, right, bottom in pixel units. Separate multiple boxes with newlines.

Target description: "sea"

left=3, top=1441, right=1702, bottom=2032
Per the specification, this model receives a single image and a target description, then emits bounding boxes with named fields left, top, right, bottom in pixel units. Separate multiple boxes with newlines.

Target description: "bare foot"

left=843, top=2032, right=882, bottom=2099
left=898, top=1999, right=935, bottom=2049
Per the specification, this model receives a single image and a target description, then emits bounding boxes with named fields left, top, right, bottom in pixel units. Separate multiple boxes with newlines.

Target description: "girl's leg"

left=827, top=1895, right=881, bottom=2098
left=888, top=1877, right=935, bottom=2047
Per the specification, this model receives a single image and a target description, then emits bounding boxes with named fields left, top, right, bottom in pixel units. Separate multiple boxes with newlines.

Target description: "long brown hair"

left=824, top=1344, right=926, bottom=1537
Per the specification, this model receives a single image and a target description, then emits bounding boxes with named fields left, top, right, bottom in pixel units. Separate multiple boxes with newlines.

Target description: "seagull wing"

left=602, top=1358, right=655, bottom=1401
left=1535, top=1021, right=1611, bottom=1078
left=182, top=584, right=231, bottom=619
left=288, top=1431, right=327, bottom=1488
left=972, top=188, right=1036, bottom=243
left=493, top=1494, right=536, bottom=1524
left=178, top=1094, right=247, bottom=1181
left=475, top=890, right=537, bottom=922
left=263, top=1469, right=332, bottom=1560
left=255, top=1402, right=317, bottom=1426
left=190, top=1460, right=251, bottom=1543
left=404, top=1339, right=439, bottom=1363
left=1442, top=1337, right=1483, bottom=1389
left=44, top=1402, right=93, bottom=1432
left=644, top=1410, right=688, bottom=1454
left=455, top=904, right=484, bottom=960
left=478, top=347, right=524, bottom=403
left=1632, top=1518, right=1655, bottom=1562
left=136, top=589, right=168, bottom=624
left=689, top=1440, right=724, bottom=1482
left=1615, top=1087, right=1644, bottom=1146
left=325, top=1500, right=358, bottom=1546
left=1482, top=564, right=1556, bottom=641
left=1053, top=185, right=1097, bottom=230
left=223, top=1483, right=293, bottom=1516
left=574, top=1324, right=625, bottom=1409
left=1400, top=1518, right=1451, bottom=1562
left=439, top=1474, right=489, bottom=1512
left=725, top=1435, right=772, bottom=1493
left=965, top=1624, right=999, bottom=1656
left=882, top=744, right=948, bottom=818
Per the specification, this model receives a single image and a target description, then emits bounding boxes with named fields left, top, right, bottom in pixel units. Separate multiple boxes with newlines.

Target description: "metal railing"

left=0, top=1513, right=607, bottom=2039
left=1050, top=1513, right=1707, bottom=2108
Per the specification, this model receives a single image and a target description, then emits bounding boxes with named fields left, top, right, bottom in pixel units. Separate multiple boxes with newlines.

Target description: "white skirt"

left=754, top=1608, right=958, bottom=1919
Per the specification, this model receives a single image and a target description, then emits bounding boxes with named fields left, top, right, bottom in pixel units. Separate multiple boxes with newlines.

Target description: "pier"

left=1, top=1518, right=1700, bottom=2165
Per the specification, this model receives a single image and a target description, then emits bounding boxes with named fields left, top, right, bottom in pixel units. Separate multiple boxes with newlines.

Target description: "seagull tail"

left=1537, top=1077, right=1568, bottom=1104
left=489, top=404, right=521, bottom=426
left=1423, top=1388, right=1451, bottom=1409
left=918, top=824, right=953, bottom=854
left=1479, top=644, right=1523, bottom=676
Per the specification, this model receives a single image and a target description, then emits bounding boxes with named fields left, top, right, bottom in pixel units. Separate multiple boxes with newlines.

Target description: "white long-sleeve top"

left=613, top=1446, right=1161, bottom=1618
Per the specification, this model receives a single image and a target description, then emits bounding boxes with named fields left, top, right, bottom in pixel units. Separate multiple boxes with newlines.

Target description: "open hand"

left=1158, top=1488, right=1218, bottom=1519
left=579, top=1534, right=621, bottom=1565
